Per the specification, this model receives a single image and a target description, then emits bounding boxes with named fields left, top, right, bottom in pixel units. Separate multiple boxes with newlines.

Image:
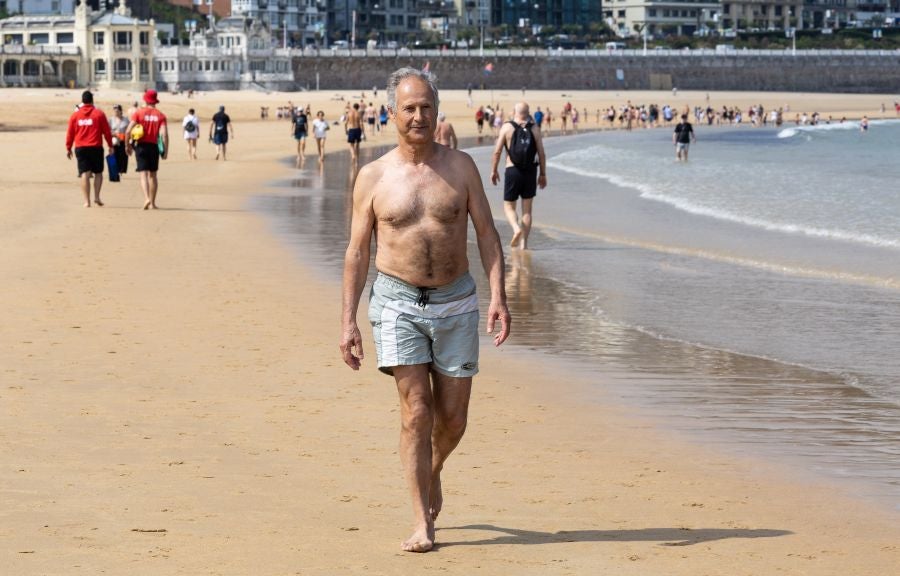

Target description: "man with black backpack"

left=489, top=102, right=547, bottom=250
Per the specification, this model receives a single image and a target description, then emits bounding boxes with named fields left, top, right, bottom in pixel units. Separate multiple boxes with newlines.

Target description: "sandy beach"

left=2, top=86, right=899, bottom=574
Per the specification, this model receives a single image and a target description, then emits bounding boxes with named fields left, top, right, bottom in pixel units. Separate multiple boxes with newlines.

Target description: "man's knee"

left=436, top=409, right=467, bottom=439
left=400, top=392, right=434, bottom=434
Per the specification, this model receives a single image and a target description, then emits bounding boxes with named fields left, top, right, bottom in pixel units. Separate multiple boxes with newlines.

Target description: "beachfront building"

left=604, top=0, right=722, bottom=38
left=493, top=0, right=603, bottom=30
left=717, top=0, right=806, bottom=31
left=230, top=0, right=325, bottom=46
left=0, top=0, right=78, bottom=15
left=154, top=15, right=294, bottom=90
left=0, top=0, right=154, bottom=88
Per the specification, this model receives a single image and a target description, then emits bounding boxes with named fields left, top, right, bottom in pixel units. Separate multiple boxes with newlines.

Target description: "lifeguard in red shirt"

left=126, top=89, right=169, bottom=210
left=65, top=90, right=113, bottom=208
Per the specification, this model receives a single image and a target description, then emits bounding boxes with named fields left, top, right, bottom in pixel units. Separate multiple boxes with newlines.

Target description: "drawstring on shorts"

left=416, top=287, right=432, bottom=308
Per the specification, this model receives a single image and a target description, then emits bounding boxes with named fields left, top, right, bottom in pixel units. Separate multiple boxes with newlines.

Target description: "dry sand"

left=2, top=87, right=899, bottom=574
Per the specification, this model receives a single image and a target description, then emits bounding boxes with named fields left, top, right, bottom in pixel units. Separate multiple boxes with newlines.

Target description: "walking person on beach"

left=490, top=102, right=547, bottom=250
left=65, top=90, right=113, bottom=208
left=344, top=102, right=363, bottom=162
left=312, top=110, right=329, bottom=162
left=108, top=103, right=130, bottom=176
left=673, top=113, right=696, bottom=162
left=125, top=89, right=168, bottom=210
left=182, top=108, right=200, bottom=160
left=433, top=112, right=457, bottom=149
left=340, top=67, right=510, bottom=553
left=291, top=104, right=309, bottom=165
left=209, top=105, right=233, bottom=161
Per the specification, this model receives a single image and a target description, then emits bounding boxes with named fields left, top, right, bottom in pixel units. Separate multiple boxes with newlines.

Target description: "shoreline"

left=2, top=88, right=900, bottom=574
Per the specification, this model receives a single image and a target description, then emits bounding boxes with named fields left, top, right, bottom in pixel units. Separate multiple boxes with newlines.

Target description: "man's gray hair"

left=386, top=67, right=439, bottom=113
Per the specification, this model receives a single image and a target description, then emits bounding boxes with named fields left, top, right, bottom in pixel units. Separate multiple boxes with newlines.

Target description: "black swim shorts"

left=75, top=146, right=104, bottom=176
left=503, top=165, right=538, bottom=202
left=347, top=128, right=362, bottom=143
left=134, top=142, right=160, bottom=172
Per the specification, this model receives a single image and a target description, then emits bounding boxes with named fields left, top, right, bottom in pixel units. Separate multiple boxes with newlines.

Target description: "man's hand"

left=537, top=174, right=547, bottom=189
left=340, top=322, right=365, bottom=370
left=486, top=300, right=511, bottom=346
left=66, top=149, right=73, bottom=160
left=490, top=170, right=500, bottom=186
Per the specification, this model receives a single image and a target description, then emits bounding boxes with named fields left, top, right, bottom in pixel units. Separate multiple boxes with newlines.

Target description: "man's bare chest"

left=376, top=184, right=465, bottom=230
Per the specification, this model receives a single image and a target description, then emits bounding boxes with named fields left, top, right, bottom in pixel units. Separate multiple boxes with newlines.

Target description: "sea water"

left=256, top=121, right=900, bottom=508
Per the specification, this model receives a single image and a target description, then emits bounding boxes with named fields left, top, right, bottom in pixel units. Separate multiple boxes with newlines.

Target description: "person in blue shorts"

left=209, top=105, right=233, bottom=161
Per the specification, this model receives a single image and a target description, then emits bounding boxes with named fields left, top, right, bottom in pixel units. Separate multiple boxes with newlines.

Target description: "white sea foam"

left=548, top=151, right=900, bottom=251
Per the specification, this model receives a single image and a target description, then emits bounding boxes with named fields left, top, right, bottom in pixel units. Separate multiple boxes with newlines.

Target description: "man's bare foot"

left=143, top=201, right=151, bottom=210
left=150, top=204, right=158, bottom=210
left=510, top=229, right=522, bottom=248
left=401, top=521, right=434, bottom=553
left=429, top=475, right=443, bottom=521
left=94, top=199, right=103, bottom=206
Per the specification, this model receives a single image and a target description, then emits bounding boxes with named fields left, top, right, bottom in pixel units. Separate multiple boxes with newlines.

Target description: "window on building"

left=140, top=59, right=149, bottom=76
left=618, top=9, right=625, bottom=18
left=93, top=31, right=105, bottom=46
left=30, top=33, right=50, bottom=44
left=213, top=61, right=219, bottom=71
left=94, top=59, right=106, bottom=76
left=140, top=31, right=150, bottom=45
left=56, top=32, right=74, bottom=43
left=114, top=58, right=132, bottom=76
left=115, top=31, right=132, bottom=47
left=649, top=9, right=656, bottom=17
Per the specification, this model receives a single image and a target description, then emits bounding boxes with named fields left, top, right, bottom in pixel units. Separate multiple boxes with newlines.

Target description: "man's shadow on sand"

left=435, top=524, right=791, bottom=548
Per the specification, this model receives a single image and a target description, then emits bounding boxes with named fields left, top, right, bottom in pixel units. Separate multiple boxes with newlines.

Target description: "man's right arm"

left=340, top=165, right=377, bottom=370
left=489, top=125, right=509, bottom=185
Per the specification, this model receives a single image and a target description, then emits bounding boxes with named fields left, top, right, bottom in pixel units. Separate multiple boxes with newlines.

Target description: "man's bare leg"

left=520, top=197, right=534, bottom=250
left=394, top=364, right=436, bottom=552
left=429, top=370, right=472, bottom=522
left=93, top=172, right=104, bottom=206
left=80, top=172, right=91, bottom=207
left=503, top=200, right=522, bottom=248
left=147, top=172, right=159, bottom=209
left=140, top=172, right=151, bottom=209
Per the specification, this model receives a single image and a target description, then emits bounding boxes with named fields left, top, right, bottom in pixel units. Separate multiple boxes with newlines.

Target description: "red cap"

left=143, top=89, right=159, bottom=105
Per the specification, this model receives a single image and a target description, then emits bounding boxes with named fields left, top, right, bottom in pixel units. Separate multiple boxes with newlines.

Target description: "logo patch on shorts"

left=461, top=362, right=477, bottom=371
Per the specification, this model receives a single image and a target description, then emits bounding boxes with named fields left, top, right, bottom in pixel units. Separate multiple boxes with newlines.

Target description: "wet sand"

left=2, top=87, right=900, bottom=574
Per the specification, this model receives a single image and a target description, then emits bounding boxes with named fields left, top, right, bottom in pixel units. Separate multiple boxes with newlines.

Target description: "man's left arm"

left=532, top=125, right=548, bottom=190
left=464, top=155, right=510, bottom=346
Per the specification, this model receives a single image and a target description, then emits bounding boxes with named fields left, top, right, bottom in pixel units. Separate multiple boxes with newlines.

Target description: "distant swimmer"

left=672, top=113, right=696, bottom=162
left=860, top=116, right=869, bottom=132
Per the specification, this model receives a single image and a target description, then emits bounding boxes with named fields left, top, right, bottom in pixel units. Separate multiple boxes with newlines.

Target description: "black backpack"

left=506, top=121, right=537, bottom=168
left=184, top=120, right=195, bottom=133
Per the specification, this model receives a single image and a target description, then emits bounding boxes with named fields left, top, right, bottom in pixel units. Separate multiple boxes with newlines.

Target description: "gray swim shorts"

left=368, top=271, right=480, bottom=378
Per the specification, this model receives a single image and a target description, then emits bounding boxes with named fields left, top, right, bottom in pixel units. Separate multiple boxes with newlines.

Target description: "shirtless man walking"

left=490, top=102, right=547, bottom=250
left=340, top=67, right=510, bottom=553
left=433, top=112, right=457, bottom=149
left=344, top=102, right=363, bottom=162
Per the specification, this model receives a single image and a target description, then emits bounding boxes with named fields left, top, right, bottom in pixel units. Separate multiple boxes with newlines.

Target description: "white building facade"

left=0, top=0, right=154, bottom=89
left=230, top=0, right=326, bottom=46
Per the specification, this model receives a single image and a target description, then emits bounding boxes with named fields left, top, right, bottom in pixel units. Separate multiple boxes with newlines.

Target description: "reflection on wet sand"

left=254, top=141, right=900, bottom=508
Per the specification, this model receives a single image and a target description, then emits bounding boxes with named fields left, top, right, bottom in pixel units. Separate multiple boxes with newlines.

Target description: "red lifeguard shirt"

left=132, top=106, right=167, bottom=144
left=65, top=104, right=113, bottom=151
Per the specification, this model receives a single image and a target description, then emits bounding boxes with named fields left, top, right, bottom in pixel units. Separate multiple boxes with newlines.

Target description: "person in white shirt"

left=312, top=110, right=330, bottom=162
left=182, top=109, right=200, bottom=160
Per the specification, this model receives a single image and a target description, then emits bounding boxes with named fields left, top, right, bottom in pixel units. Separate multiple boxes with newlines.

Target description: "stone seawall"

left=291, top=53, right=900, bottom=94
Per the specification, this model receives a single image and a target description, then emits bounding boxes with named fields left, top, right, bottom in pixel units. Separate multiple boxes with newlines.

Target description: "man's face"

left=391, top=77, right=437, bottom=144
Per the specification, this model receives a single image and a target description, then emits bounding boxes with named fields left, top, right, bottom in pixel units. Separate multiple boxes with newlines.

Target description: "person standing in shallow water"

left=340, top=67, right=510, bottom=553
